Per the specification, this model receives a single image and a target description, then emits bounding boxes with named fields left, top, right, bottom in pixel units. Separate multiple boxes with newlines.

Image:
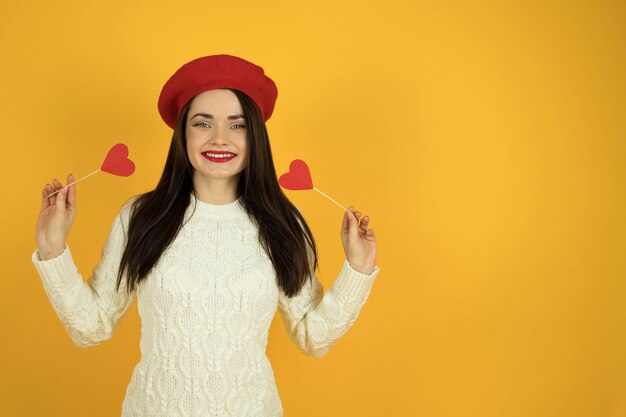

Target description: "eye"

left=193, top=122, right=210, bottom=128
left=232, top=124, right=246, bottom=129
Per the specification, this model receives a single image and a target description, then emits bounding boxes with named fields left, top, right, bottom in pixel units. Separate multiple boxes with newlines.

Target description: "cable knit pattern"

left=31, top=194, right=380, bottom=417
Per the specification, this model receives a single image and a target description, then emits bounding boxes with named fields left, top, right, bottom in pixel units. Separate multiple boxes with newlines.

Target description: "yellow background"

left=1, top=1, right=625, bottom=416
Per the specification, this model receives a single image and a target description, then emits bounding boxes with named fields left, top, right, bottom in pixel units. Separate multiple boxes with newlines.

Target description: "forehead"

left=188, top=89, right=242, bottom=113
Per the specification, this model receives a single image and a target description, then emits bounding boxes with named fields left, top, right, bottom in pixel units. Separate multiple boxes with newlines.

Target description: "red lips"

left=202, top=150, right=237, bottom=155
left=202, top=153, right=237, bottom=163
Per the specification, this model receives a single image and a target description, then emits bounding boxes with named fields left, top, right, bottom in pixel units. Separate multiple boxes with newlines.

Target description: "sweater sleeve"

left=277, top=249, right=380, bottom=358
left=31, top=200, right=136, bottom=348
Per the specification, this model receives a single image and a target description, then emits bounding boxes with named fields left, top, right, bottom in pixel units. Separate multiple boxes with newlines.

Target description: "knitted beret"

left=157, top=54, right=278, bottom=129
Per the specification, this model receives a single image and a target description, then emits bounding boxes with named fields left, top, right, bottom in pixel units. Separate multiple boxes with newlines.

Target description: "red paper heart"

left=278, top=159, right=313, bottom=190
left=101, top=143, right=135, bottom=177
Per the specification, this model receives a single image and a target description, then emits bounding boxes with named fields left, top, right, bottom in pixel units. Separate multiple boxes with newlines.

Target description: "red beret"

left=157, top=54, right=278, bottom=129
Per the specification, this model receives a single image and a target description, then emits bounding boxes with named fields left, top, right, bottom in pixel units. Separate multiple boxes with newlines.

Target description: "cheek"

left=238, top=135, right=248, bottom=153
left=185, top=137, right=202, bottom=167
left=186, top=128, right=197, bottom=144
left=186, top=131, right=204, bottom=152
left=239, top=146, right=248, bottom=163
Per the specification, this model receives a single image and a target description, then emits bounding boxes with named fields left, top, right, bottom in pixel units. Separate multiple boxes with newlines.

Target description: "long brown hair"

left=115, top=88, right=318, bottom=298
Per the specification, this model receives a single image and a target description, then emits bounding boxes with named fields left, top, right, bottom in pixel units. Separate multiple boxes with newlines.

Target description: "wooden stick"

left=312, top=187, right=350, bottom=213
left=47, top=169, right=102, bottom=198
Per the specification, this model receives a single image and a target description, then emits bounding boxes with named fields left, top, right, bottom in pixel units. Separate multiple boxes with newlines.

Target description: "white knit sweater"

left=31, top=193, right=380, bottom=417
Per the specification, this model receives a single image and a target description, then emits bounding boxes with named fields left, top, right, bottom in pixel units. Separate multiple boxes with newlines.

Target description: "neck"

left=192, top=173, right=240, bottom=205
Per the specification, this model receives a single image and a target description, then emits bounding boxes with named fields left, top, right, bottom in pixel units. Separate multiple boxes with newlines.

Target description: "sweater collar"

left=188, top=192, right=246, bottom=218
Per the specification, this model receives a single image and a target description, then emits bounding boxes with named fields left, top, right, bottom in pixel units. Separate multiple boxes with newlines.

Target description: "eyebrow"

left=190, top=113, right=245, bottom=120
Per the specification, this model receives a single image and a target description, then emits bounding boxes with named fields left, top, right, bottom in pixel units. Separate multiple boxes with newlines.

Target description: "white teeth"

left=204, top=153, right=235, bottom=158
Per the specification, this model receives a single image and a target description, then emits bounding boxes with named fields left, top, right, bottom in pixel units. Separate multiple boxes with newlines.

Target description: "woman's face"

left=185, top=89, right=248, bottom=189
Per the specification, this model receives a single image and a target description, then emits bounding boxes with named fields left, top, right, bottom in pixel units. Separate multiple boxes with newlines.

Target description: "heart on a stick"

left=278, top=158, right=350, bottom=213
left=45, top=142, right=136, bottom=199
left=101, top=143, right=135, bottom=177
left=278, top=159, right=313, bottom=190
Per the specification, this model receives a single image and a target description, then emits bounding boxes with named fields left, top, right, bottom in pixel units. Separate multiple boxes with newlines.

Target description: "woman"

left=33, top=54, right=380, bottom=417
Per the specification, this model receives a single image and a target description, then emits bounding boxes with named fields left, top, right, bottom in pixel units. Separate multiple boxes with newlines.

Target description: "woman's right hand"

left=36, top=173, right=77, bottom=260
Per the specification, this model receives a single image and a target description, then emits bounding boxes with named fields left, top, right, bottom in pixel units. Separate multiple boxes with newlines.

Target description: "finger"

left=41, top=187, right=49, bottom=211
left=341, top=209, right=350, bottom=233
left=348, top=206, right=361, bottom=220
left=48, top=179, right=61, bottom=206
left=66, top=173, right=76, bottom=209
left=344, top=206, right=357, bottom=227
left=41, top=184, right=53, bottom=210
left=55, top=182, right=69, bottom=210
left=51, top=178, right=63, bottom=198
left=359, top=215, right=370, bottom=232
left=346, top=208, right=359, bottom=240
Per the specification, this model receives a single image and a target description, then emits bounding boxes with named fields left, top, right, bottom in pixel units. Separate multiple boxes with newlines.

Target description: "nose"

left=210, top=126, right=230, bottom=146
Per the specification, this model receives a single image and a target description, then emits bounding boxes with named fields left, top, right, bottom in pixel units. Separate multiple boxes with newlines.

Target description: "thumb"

left=346, top=209, right=359, bottom=240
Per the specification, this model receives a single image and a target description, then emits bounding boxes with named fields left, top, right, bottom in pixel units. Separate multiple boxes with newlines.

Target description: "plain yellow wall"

left=1, top=0, right=625, bottom=416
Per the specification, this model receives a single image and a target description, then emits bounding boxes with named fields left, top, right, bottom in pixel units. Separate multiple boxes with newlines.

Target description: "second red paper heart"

left=278, top=159, right=313, bottom=190
left=101, top=143, right=136, bottom=177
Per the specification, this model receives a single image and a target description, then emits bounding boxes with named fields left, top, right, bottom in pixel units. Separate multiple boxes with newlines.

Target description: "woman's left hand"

left=341, top=206, right=377, bottom=275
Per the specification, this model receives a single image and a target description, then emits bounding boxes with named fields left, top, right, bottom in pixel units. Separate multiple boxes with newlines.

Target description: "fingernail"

left=63, top=186, right=68, bottom=193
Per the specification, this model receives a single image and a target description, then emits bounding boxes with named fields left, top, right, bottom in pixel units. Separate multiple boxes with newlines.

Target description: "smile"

left=202, top=152, right=237, bottom=163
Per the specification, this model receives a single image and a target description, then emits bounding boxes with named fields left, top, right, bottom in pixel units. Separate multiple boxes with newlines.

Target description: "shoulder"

left=114, top=194, right=143, bottom=230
